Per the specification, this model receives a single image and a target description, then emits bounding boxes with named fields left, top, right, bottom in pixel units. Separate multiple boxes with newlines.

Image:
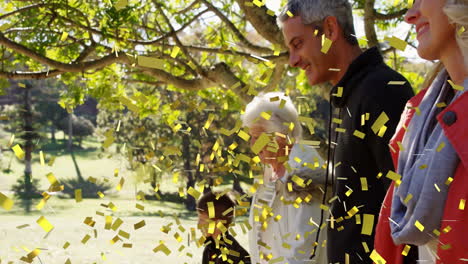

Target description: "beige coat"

left=248, top=144, right=328, bottom=264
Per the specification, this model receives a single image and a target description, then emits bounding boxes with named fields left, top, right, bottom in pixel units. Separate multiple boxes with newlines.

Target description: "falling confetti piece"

left=36, top=216, right=54, bottom=233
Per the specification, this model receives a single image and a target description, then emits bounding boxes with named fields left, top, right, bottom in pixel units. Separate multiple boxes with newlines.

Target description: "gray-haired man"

left=278, top=0, right=415, bottom=263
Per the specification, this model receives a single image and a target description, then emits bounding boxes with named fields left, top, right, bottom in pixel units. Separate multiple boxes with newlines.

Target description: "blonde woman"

left=375, top=0, right=468, bottom=263
left=242, top=92, right=327, bottom=264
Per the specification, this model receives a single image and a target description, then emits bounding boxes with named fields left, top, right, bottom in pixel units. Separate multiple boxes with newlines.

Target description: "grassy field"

left=0, top=132, right=251, bottom=263
left=0, top=198, right=249, bottom=264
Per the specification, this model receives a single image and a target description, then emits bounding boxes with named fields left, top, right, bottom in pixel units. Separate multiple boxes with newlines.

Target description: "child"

left=197, top=191, right=251, bottom=264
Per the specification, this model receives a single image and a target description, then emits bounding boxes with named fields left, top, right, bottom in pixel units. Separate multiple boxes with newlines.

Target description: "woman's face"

left=405, top=0, right=457, bottom=61
left=249, top=124, right=287, bottom=166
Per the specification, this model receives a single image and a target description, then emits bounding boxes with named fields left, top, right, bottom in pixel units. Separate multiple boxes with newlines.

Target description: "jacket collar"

left=330, top=47, right=384, bottom=108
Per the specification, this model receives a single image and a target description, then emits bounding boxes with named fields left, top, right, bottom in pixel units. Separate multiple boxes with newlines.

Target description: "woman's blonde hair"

left=444, top=0, right=468, bottom=68
left=423, top=0, right=468, bottom=89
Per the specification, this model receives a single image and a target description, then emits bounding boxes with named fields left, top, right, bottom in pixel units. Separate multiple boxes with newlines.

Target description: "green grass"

left=0, top=198, right=249, bottom=263
left=0, top=130, right=253, bottom=263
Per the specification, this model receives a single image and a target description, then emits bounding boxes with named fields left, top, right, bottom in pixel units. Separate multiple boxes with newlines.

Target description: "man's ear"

left=323, top=16, right=340, bottom=42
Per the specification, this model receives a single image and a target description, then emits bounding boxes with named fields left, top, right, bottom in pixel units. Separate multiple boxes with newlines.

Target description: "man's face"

left=282, top=16, right=334, bottom=85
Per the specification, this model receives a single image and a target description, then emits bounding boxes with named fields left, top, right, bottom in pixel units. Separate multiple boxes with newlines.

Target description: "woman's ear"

left=323, top=16, right=340, bottom=42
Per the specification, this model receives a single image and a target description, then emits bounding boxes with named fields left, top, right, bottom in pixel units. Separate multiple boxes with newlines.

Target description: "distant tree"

left=58, top=115, right=95, bottom=148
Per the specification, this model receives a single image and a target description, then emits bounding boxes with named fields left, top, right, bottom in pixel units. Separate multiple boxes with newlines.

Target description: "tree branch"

left=363, top=0, right=379, bottom=48
left=264, top=56, right=288, bottom=92
left=235, top=0, right=285, bottom=49
left=0, top=69, right=62, bottom=80
left=175, top=0, right=200, bottom=14
left=0, top=3, right=48, bottom=20
left=156, top=4, right=205, bottom=76
left=123, top=79, right=165, bottom=86
left=162, top=43, right=288, bottom=62
left=200, top=0, right=272, bottom=54
left=374, top=8, right=408, bottom=21
left=0, top=32, right=125, bottom=72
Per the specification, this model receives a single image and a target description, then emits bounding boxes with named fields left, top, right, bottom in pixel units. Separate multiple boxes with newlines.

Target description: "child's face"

left=197, top=213, right=222, bottom=238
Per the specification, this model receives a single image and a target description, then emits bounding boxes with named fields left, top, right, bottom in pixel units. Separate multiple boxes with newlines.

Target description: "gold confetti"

left=360, top=177, right=368, bottom=191
left=36, top=216, right=54, bottom=232
left=103, top=215, right=112, bottom=230
left=207, top=202, right=215, bottom=218
left=402, top=245, right=411, bottom=256
left=116, top=177, right=125, bottom=191
left=81, top=234, right=91, bottom=244
left=384, top=36, right=407, bottom=51
left=445, top=177, right=454, bottom=185
left=415, top=220, right=425, bottom=231
left=63, top=242, right=70, bottom=249
left=403, top=193, right=413, bottom=204
left=114, top=0, right=128, bottom=10
left=371, top=112, right=389, bottom=134
left=237, top=130, right=250, bottom=141
left=353, top=130, right=366, bottom=139
left=286, top=10, right=293, bottom=17
left=170, top=46, right=180, bottom=58
left=321, top=35, right=333, bottom=54
left=436, top=142, right=445, bottom=152
left=153, top=242, right=171, bottom=255
left=0, top=192, right=14, bottom=210
left=60, top=31, right=68, bottom=41
left=119, top=230, right=130, bottom=239
left=74, top=189, right=82, bottom=203
left=12, top=144, right=25, bottom=160
left=448, top=80, right=464, bottom=91
left=458, top=26, right=465, bottom=36
left=361, top=214, right=374, bottom=235
left=204, top=113, right=215, bottom=130
left=48, top=156, right=56, bottom=166
left=347, top=206, right=359, bottom=217
left=134, top=220, right=146, bottom=230
left=332, top=87, right=344, bottom=97
left=187, top=187, right=201, bottom=200
left=137, top=56, right=164, bottom=70
left=386, top=170, right=402, bottom=184
left=251, top=133, right=270, bottom=154
left=459, top=199, right=466, bottom=210
left=370, top=249, right=387, bottom=264
left=39, top=151, right=45, bottom=166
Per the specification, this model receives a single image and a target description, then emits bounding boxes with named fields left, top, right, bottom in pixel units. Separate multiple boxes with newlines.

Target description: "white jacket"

left=248, top=144, right=328, bottom=264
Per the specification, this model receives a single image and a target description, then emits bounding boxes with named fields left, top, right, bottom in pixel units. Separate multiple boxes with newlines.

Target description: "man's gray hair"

left=277, top=0, right=358, bottom=46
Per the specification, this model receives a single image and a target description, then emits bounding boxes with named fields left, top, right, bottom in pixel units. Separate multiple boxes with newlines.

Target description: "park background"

left=0, top=0, right=429, bottom=263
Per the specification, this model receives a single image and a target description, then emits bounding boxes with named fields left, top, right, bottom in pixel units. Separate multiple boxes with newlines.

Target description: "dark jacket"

left=326, top=47, right=414, bottom=263
left=202, top=233, right=251, bottom=264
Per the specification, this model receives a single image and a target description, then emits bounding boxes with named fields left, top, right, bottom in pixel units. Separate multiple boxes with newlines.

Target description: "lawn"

left=0, top=132, right=251, bottom=263
left=0, top=198, right=249, bottom=264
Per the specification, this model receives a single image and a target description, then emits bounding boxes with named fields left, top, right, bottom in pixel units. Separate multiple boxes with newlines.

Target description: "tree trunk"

left=364, top=0, right=379, bottom=49
left=183, top=132, right=196, bottom=211
left=22, top=87, right=33, bottom=213
left=51, top=125, right=56, bottom=144
left=67, top=112, right=73, bottom=151
left=71, top=151, right=84, bottom=183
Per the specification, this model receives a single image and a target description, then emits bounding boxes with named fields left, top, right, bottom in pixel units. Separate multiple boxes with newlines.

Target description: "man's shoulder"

left=361, top=63, right=408, bottom=87
left=356, top=63, right=413, bottom=101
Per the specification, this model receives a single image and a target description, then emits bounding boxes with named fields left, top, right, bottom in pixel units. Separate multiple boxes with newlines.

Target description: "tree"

left=1, top=0, right=424, bottom=209
left=3, top=82, right=43, bottom=212
left=57, top=114, right=95, bottom=147
left=0, top=0, right=419, bottom=146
